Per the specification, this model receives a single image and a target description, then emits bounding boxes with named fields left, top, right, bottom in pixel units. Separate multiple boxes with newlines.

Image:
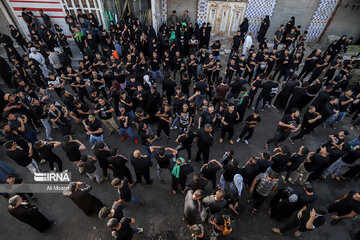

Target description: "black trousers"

left=134, top=168, right=151, bottom=184
left=46, top=155, right=63, bottom=172
left=203, top=173, right=217, bottom=189
left=298, top=67, right=313, bottom=80
left=252, top=191, right=267, bottom=209
left=221, top=125, right=234, bottom=140
left=239, top=125, right=254, bottom=140
left=243, top=69, right=254, bottom=84
left=290, top=126, right=312, bottom=141
left=196, top=147, right=210, bottom=163
left=157, top=122, right=170, bottom=137
left=171, top=175, right=186, bottom=191
left=266, top=131, right=291, bottom=145
left=280, top=212, right=301, bottom=233
left=176, top=144, right=192, bottom=160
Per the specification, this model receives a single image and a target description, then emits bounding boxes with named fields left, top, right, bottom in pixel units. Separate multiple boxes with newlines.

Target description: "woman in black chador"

left=257, top=16, right=270, bottom=44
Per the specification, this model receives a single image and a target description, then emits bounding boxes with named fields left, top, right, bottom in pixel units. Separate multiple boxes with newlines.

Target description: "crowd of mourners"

left=0, top=7, right=360, bottom=240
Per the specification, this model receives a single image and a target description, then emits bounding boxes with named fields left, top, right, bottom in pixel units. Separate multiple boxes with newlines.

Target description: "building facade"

left=0, top=0, right=359, bottom=43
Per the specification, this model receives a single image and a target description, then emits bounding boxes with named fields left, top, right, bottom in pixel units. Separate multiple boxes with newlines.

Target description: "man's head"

left=4, top=141, right=17, bottom=151
left=133, top=150, right=141, bottom=159
left=9, top=195, right=22, bottom=207
left=290, top=108, right=300, bottom=118
left=193, top=189, right=204, bottom=200
left=98, top=206, right=112, bottom=220
left=111, top=178, right=123, bottom=188
left=204, top=123, right=212, bottom=133
left=215, top=190, right=225, bottom=200
left=190, top=224, right=203, bottom=236
left=106, top=218, right=120, bottom=230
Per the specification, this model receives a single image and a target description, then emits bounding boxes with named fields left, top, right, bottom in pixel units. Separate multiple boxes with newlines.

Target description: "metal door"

left=207, top=1, right=247, bottom=36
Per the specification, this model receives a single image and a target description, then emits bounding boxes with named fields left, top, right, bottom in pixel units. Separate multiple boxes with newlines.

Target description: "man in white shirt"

left=243, top=31, right=253, bottom=58
left=29, top=47, right=50, bottom=77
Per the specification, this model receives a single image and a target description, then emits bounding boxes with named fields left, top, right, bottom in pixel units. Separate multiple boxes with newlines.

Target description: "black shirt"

left=245, top=115, right=261, bottom=127
left=78, top=159, right=97, bottom=173
left=94, top=148, right=110, bottom=168
left=288, top=153, right=306, bottom=171
left=260, top=81, right=279, bottom=97
left=111, top=203, right=124, bottom=221
left=95, top=102, right=113, bottom=120
left=279, top=114, right=301, bottom=132
left=37, top=143, right=57, bottom=160
left=195, top=81, right=208, bottom=94
left=85, top=118, right=102, bottom=136
left=63, top=141, right=81, bottom=162
left=335, top=191, right=360, bottom=216
left=302, top=111, right=318, bottom=129
left=114, top=217, right=134, bottom=240
left=117, top=179, right=132, bottom=202
left=339, top=95, right=351, bottom=112
left=304, top=154, right=329, bottom=172
left=271, top=153, right=290, bottom=173
left=223, top=165, right=239, bottom=182
left=197, top=128, right=213, bottom=149
left=153, top=152, right=173, bottom=169
left=108, top=156, right=129, bottom=175
left=342, top=149, right=360, bottom=164
left=6, top=148, right=32, bottom=167
left=223, top=110, right=237, bottom=127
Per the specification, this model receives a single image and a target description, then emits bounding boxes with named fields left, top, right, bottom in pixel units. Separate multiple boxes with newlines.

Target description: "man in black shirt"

left=32, top=99, right=53, bottom=140
left=70, top=99, right=91, bottom=124
left=289, top=147, right=329, bottom=185
left=323, top=145, right=360, bottom=180
left=150, top=146, right=178, bottom=183
left=196, top=124, right=213, bottom=163
left=265, top=108, right=301, bottom=149
left=290, top=106, right=322, bottom=143
left=98, top=202, right=124, bottom=221
left=62, top=135, right=86, bottom=173
left=83, top=114, right=105, bottom=148
left=298, top=49, right=322, bottom=81
left=130, top=150, right=153, bottom=186
left=111, top=178, right=143, bottom=205
left=93, top=142, right=111, bottom=180
left=175, top=129, right=197, bottom=162
left=327, top=191, right=360, bottom=225
left=229, top=31, right=242, bottom=60
left=35, top=140, right=63, bottom=172
left=155, top=104, right=172, bottom=140
left=325, top=89, right=353, bottom=127
left=272, top=207, right=326, bottom=237
left=254, top=75, right=279, bottom=110
left=107, top=217, right=143, bottom=239
left=236, top=110, right=261, bottom=144
left=5, top=141, right=40, bottom=173
left=194, top=74, right=209, bottom=107
left=108, top=148, right=134, bottom=185
left=219, top=103, right=239, bottom=144
left=150, top=51, right=162, bottom=81
left=94, top=97, right=119, bottom=135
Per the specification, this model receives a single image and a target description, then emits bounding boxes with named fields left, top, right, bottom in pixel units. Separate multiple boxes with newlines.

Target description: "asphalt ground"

left=0, top=43, right=360, bottom=240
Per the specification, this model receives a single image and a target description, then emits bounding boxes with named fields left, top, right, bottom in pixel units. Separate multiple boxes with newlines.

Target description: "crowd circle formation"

left=0, top=8, right=360, bottom=240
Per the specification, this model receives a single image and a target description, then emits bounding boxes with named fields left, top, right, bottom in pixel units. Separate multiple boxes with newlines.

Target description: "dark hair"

left=111, top=178, right=122, bottom=187
left=304, top=182, right=313, bottom=193
left=106, top=218, right=119, bottom=228
left=194, top=189, right=204, bottom=198
left=158, top=147, right=165, bottom=156
left=98, top=206, right=111, bottom=220
left=110, top=148, right=118, bottom=157
left=262, top=152, right=270, bottom=161
left=4, top=141, right=15, bottom=149
left=69, top=182, right=77, bottom=192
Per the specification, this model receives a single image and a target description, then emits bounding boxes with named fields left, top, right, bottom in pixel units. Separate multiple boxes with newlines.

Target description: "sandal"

left=264, top=143, right=269, bottom=151
left=250, top=209, right=258, bottom=216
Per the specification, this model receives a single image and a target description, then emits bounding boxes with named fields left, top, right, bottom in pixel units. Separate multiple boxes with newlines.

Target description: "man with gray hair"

left=8, top=195, right=53, bottom=232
